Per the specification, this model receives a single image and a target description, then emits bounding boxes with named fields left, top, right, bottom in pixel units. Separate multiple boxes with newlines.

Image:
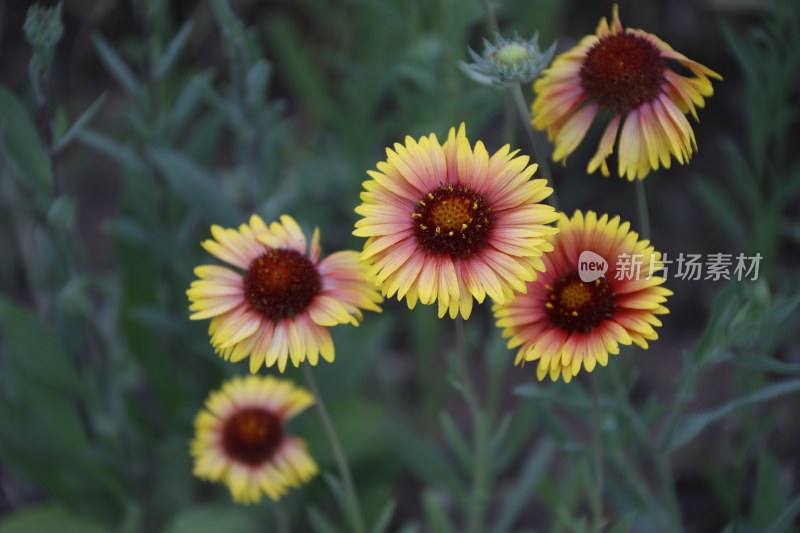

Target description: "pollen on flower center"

left=494, top=43, right=532, bottom=66
left=545, top=271, right=615, bottom=332
left=243, top=249, right=321, bottom=321
left=412, top=184, right=493, bottom=259
left=222, top=407, right=283, bottom=466
left=579, top=33, right=665, bottom=112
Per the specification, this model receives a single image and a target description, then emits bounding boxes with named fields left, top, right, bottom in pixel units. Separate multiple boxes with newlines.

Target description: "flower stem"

left=477, top=0, right=560, bottom=209
left=509, top=83, right=559, bottom=209
left=271, top=501, right=290, bottom=533
left=302, top=365, right=367, bottom=533
left=454, top=317, right=490, bottom=533
left=480, top=0, right=499, bottom=34
left=635, top=179, right=651, bottom=240
left=590, top=374, right=604, bottom=532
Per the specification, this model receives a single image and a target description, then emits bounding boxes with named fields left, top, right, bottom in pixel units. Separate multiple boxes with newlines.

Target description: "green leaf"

left=489, top=413, right=513, bottom=454
left=608, top=513, right=636, bottom=533
left=371, top=500, right=397, bottom=533
left=515, top=382, right=593, bottom=410
left=163, top=505, right=258, bottom=533
left=0, top=297, right=81, bottom=391
left=46, top=195, right=76, bottom=228
left=322, top=473, right=358, bottom=533
left=168, top=71, right=213, bottom=136
left=0, top=86, right=52, bottom=193
left=0, top=505, right=107, bottom=533
left=733, top=355, right=800, bottom=375
left=439, top=412, right=471, bottom=470
left=308, top=507, right=341, bottom=533
left=54, top=93, right=106, bottom=152
left=264, top=16, right=339, bottom=124
left=146, top=146, right=239, bottom=225
left=763, top=494, right=800, bottom=533
left=245, top=60, right=271, bottom=111
left=422, top=492, right=454, bottom=533
left=77, top=129, right=147, bottom=174
left=668, top=379, right=800, bottom=452
left=692, top=178, right=747, bottom=246
left=749, top=453, right=791, bottom=528
left=91, top=34, right=139, bottom=93
left=155, top=21, right=194, bottom=79
left=493, top=439, right=555, bottom=533
left=398, top=435, right=466, bottom=503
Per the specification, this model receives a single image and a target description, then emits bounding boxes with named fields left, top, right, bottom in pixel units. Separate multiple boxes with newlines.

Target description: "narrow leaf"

left=91, top=34, right=138, bottom=93
left=668, top=379, right=800, bottom=452
left=155, top=21, right=194, bottom=79
left=54, top=93, right=106, bottom=152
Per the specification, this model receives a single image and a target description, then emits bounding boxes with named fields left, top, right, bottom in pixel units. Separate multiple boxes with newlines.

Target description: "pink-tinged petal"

left=552, top=104, right=599, bottom=162
left=587, top=114, right=621, bottom=176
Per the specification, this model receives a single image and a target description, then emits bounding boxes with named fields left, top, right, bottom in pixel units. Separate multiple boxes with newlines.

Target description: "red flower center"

left=545, top=271, right=615, bottom=332
left=412, top=184, right=493, bottom=259
left=579, top=33, right=665, bottom=112
left=243, top=249, right=321, bottom=321
left=222, top=407, right=283, bottom=466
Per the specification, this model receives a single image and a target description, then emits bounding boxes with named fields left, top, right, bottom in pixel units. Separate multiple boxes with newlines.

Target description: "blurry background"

left=0, top=0, right=798, bottom=531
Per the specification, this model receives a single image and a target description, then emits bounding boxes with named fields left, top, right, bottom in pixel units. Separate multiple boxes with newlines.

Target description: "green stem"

left=303, top=366, right=367, bottom=533
left=479, top=0, right=499, bottom=34
left=635, top=179, right=651, bottom=240
left=589, top=375, right=604, bottom=532
left=609, top=367, right=682, bottom=531
left=454, top=317, right=490, bottom=533
left=509, top=83, right=559, bottom=210
left=271, top=501, right=290, bottom=533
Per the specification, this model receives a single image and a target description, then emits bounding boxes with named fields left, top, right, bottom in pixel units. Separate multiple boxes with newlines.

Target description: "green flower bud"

left=461, top=33, right=556, bottom=87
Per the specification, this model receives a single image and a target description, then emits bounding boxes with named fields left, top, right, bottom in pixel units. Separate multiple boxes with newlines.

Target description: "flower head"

left=462, top=33, right=556, bottom=86
left=191, top=375, right=318, bottom=504
left=188, top=214, right=382, bottom=372
left=532, top=5, right=722, bottom=180
left=494, top=211, right=671, bottom=382
left=354, top=124, right=559, bottom=320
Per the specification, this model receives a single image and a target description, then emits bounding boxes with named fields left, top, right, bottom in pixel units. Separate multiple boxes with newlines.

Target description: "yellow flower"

left=190, top=375, right=318, bottom=504
left=354, top=124, right=559, bottom=320
left=494, top=211, right=671, bottom=382
left=188, top=215, right=382, bottom=372
left=532, top=5, right=721, bottom=180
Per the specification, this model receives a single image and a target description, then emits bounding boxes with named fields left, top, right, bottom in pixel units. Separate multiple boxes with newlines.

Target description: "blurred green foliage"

left=0, top=0, right=799, bottom=532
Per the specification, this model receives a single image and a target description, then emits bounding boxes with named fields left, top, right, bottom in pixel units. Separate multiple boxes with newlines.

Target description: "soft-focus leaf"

left=308, top=507, right=341, bottom=533
left=163, top=505, right=258, bottom=533
left=0, top=297, right=82, bottom=391
left=154, top=21, right=194, bottom=79
left=608, top=513, right=636, bottom=533
left=54, top=93, right=106, bottom=152
left=0, top=505, right=108, bottom=533
left=668, top=379, right=800, bottom=452
left=439, top=412, right=471, bottom=470
left=749, top=453, right=791, bottom=528
left=692, top=178, right=747, bottom=246
left=91, top=35, right=139, bottom=93
left=77, top=129, right=147, bottom=173
left=0, top=86, right=52, bottom=193
left=422, top=492, right=454, bottom=533
left=763, top=494, right=800, bottom=533
left=493, top=438, right=555, bottom=533
left=371, top=500, right=396, bottom=533
left=147, top=146, right=239, bottom=225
